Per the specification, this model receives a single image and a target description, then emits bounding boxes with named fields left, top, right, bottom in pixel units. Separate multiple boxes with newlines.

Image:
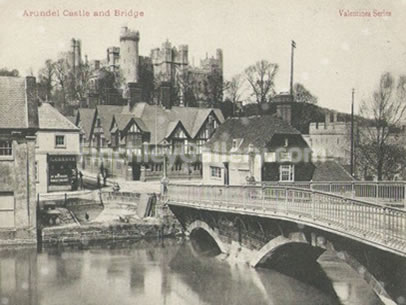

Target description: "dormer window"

left=232, top=139, right=238, bottom=149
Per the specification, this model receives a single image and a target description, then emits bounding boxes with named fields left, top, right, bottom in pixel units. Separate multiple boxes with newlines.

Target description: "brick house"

left=0, top=76, right=38, bottom=244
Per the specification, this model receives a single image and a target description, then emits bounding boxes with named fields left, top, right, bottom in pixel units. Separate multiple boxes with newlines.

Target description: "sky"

left=0, top=0, right=405, bottom=114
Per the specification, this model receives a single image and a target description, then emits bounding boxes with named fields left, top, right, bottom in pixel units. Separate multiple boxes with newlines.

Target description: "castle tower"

left=216, top=48, right=223, bottom=72
left=107, top=46, right=120, bottom=72
left=119, top=26, right=140, bottom=83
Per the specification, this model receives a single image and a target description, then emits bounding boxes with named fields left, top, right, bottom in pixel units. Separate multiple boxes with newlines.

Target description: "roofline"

left=37, top=128, right=80, bottom=132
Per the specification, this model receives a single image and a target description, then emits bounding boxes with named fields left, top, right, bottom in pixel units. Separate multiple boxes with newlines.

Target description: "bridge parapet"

left=166, top=183, right=406, bottom=257
left=259, top=181, right=406, bottom=206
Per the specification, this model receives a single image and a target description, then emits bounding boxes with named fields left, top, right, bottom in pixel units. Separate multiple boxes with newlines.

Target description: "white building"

left=36, top=103, right=81, bottom=193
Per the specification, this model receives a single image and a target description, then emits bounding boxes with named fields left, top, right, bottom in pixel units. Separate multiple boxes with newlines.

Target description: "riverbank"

left=39, top=189, right=183, bottom=246
left=41, top=218, right=180, bottom=246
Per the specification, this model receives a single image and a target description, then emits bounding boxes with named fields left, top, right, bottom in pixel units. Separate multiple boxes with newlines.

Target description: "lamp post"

left=161, top=142, right=170, bottom=196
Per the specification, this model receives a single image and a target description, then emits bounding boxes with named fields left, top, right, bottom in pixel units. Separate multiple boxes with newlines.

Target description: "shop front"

left=47, top=154, right=78, bottom=192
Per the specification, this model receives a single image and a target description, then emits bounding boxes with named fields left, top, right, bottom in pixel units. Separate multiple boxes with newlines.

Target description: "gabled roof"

left=113, top=114, right=149, bottom=133
left=165, top=120, right=191, bottom=139
left=77, top=108, right=96, bottom=139
left=76, top=102, right=225, bottom=146
left=38, top=103, right=79, bottom=131
left=0, top=76, right=38, bottom=129
left=95, top=105, right=125, bottom=142
left=206, top=115, right=301, bottom=153
left=123, top=103, right=225, bottom=145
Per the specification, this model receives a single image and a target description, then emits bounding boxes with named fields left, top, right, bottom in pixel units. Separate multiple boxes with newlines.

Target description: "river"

left=0, top=239, right=384, bottom=305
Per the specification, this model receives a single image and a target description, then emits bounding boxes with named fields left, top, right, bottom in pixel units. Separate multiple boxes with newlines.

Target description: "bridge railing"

left=260, top=181, right=406, bottom=206
left=166, top=184, right=406, bottom=256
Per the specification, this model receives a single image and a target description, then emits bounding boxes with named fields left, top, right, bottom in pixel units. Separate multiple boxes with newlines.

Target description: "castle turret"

left=107, top=46, right=120, bottom=72
left=216, top=48, right=223, bottom=71
left=178, top=44, right=189, bottom=66
left=120, top=26, right=140, bottom=83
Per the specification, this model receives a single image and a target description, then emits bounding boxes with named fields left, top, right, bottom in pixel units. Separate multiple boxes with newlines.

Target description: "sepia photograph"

left=0, top=0, right=406, bottom=304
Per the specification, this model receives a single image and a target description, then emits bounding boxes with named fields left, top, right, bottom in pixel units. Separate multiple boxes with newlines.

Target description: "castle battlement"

left=120, top=26, right=140, bottom=42
left=309, top=121, right=351, bottom=134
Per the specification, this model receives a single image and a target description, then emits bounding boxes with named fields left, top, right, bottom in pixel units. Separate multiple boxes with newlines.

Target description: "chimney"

left=25, top=76, right=39, bottom=129
left=128, top=82, right=142, bottom=111
left=274, top=93, right=293, bottom=125
left=325, top=112, right=331, bottom=127
left=160, top=82, right=172, bottom=109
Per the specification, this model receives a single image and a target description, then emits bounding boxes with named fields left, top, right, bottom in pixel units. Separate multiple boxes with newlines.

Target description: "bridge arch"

left=187, top=220, right=228, bottom=254
left=250, top=235, right=324, bottom=268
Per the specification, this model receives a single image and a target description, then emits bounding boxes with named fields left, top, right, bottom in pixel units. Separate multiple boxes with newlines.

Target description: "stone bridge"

left=166, top=183, right=406, bottom=304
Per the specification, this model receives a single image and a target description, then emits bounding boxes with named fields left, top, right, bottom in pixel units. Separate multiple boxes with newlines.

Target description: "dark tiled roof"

left=206, top=115, right=300, bottom=153
left=97, top=105, right=125, bottom=142
left=312, top=161, right=354, bottom=181
left=76, top=103, right=225, bottom=145
left=77, top=108, right=96, bottom=139
left=38, top=103, right=79, bottom=131
left=0, top=76, right=38, bottom=129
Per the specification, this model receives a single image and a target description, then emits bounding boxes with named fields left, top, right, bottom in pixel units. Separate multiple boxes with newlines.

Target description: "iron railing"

left=166, top=184, right=406, bottom=257
left=260, top=181, right=406, bottom=206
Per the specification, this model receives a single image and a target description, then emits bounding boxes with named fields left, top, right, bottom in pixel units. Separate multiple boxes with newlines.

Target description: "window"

left=0, top=141, right=12, bottom=156
left=279, top=165, right=294, bottom=182
left=55, top=135, right=65, bottom=148
left=210, top=166, right=221, bottom=178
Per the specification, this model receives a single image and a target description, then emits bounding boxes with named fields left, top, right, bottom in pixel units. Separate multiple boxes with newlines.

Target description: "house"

left=75, top=101, right=224, bottom=180
left=202, top=114, right=312, bottom=185
left=36, top=103, right=81, bottom=193
left=0, top=76, right=38, bottom=244
left=203, top=113, right=354, bottom=185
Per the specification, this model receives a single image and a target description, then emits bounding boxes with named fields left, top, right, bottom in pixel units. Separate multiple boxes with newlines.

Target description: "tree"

left=37, top=59, right=55, bottom=101
left=175, top=69, right=199, bottom=107
left=245, top=60, right=278, bottom=104
left=52, top=58, right=70, bottom=111
left=204, top=68, right=224, bottom=107
left=293, top=83, right=318, bottom=104
left=0, top=68, right=19, bottom=77
left=225, top=74, right=244, bottom=103
left=357, top=72, right=406, bottom=180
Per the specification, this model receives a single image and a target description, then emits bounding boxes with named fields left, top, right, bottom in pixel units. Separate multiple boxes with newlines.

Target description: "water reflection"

left=0, top=240, right=385, bottom=305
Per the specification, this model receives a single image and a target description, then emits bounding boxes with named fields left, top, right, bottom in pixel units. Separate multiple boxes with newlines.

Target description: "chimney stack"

left=160, top=82, right=172, bottom=109
left=274, top=93, right=293, bottom=125
left=128, top=82, right=142, bottom=111
left=325, top=112, right=331, bottom=127
left=25, top=76, right=39, bottom=128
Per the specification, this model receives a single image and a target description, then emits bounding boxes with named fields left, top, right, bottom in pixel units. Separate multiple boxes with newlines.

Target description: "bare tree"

left=225, top=74, right=244, bottom=104
left=38, top=59, right=55, bottom=101
left=245, top=60, right=278, bottom=104
left=358, top=72, right=406, bottom=180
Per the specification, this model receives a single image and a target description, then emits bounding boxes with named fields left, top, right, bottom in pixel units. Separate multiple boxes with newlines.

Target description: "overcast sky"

left=1, top=0, right=405, bottom=113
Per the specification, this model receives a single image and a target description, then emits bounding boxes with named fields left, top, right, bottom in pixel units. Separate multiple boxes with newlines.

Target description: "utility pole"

left=290, top=40, right=296, bottom=96
left=350, top=88, right=355, bottom=177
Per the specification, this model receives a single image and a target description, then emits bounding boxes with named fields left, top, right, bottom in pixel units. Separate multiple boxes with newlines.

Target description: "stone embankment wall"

left=41, top=193, right=183, bottom=245
left=41, top=221, right=178, bottom=246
